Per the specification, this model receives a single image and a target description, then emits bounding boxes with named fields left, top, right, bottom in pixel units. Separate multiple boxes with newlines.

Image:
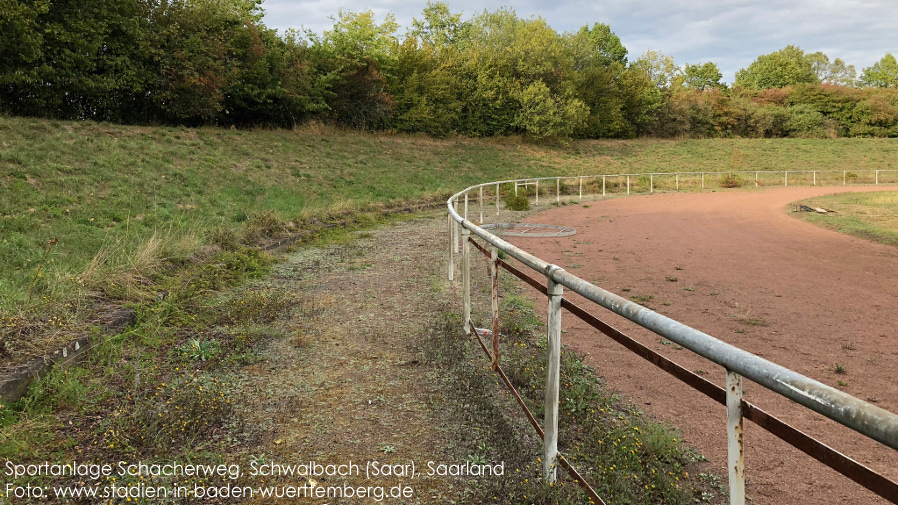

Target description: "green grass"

left=3, top=116, right=898, bottom=311
left=793, top=191, right=898, bottom=246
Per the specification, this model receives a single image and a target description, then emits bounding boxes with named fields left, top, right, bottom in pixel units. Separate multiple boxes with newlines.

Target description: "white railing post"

left=727, top=370, right=746, bottom=505
left=535, top=180, right=539, bottom=205
left=813, top=171, right=817, bottom=186
left=462, top=226, right=471, bottom=335
left=490, top=246, right=500, bottom=370
left=843, top=171, right=847, bottom=186
left=675, top=173, right=679, bottom=190
left=556, top=179, right=560, bottom=204
left=544, top=267, right=564, bottom=483
left=496, top=183, right=500, bottom=215
left=755, top=171, right=759, bottom=187
left=453, top=200, right=460, bottom=253
left=447, top=214, right=454, bottom=281
left=579, top=177, right=583, bottom=200
left=650, top=174, right=654, bottom=193
left=702, top=173, right=705, bottom=189
left=876, top=170, right=879, bottom=185
left=464, top=193, right=468, bottom=221
left=479, top=186, right=483, bottom=223
left=627, top=175, right=630, bottom=195
left=784, top=171, right=788, bottom=187
left=602, top=176, right=606, bottom=197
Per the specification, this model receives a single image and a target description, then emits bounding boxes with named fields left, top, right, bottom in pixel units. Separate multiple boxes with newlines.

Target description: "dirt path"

left=509, top=186, right=898, bottom=505
left=228, top=216, right=462, bottom=504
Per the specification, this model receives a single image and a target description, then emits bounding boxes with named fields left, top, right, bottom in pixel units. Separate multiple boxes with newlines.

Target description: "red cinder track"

left=507, top=186, right=898, bottom=505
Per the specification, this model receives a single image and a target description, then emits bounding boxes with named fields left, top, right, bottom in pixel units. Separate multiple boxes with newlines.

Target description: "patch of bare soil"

left=228, top=217, right=464, bottom=504
left=511, top=186, right=898, bottom=505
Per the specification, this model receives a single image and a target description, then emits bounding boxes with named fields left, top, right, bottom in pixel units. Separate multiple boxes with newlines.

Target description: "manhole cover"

left=480, top=223, right=576, bottom=238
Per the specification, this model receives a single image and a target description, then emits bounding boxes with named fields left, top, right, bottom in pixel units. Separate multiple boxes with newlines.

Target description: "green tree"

left=515, top=80, right=588, bottom=140
left=0, top=0, right=49, bottom=73
left=391, top=38, right=461, bottom=136
left=318, top=9, right=399, bottom=72
left=312, top=9, right=400, bottom=129
left=564, top=23, right=638, bottom=138
left=683, top=62, right=723, bottom=90
left=408, top=1, right=466, bottom=48
left=860, top=54, right=898, bottom=88
left=735, top=45, right=819, bottom=89
left=222, top=25, right=320, bottom=128
left=565, top=22, right=628, bottom=69
left=808, top=52, right=856, bottom=86
left=633, top=49, right=680, bottom=88
left=148, top=0, right=262, bottom=123
left=453, top=8, right=575, bottom=136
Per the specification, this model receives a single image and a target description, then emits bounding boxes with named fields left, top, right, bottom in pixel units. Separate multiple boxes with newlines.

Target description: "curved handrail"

left=447, top=171, right=898, bottom=449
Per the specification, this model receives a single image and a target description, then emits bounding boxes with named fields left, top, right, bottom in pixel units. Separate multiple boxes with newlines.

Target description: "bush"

left=721, top=173, right=743, bottom=188
left=504, top=193, right=530, bottom=211
left=785, top=104, right=827, bottom=138
left=752, top=105, right=790, bottom=137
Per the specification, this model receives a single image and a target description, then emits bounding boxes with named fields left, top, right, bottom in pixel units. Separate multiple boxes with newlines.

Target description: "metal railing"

left=446, top=169, right=898, bottom=505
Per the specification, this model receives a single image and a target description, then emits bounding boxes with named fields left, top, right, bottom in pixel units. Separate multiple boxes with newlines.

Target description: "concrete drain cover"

left=480, top=223, right=576, bottom=238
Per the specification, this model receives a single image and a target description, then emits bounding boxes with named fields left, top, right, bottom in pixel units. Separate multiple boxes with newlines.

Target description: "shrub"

left=752, top=105, right=790, bottom=137
left=785, top=104, right=827, bottom=138
left=504, top=193, right=530, bottom=211
left=721, top=173, right=742, bottom=188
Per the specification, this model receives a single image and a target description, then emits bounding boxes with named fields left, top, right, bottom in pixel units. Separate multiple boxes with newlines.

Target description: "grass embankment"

left=794, top=191, right=898, bottom=246
left=4, top=115, right=894, bottom=366
left=3, top=115, right=898, bottom=314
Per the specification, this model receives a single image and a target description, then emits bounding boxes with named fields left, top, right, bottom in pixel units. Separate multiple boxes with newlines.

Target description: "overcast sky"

left=260, top=0, right=897, bottom=83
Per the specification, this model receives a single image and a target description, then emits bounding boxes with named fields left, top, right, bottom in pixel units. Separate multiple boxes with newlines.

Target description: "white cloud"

left=261, top=0, right=898, bottom=82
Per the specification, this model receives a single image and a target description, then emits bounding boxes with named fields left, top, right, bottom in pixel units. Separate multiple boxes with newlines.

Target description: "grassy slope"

left=795, top=191, right=898, bottom=246
left=3, top=115, right=898, bottom=309
left=3, top=117, right=896, bottom=503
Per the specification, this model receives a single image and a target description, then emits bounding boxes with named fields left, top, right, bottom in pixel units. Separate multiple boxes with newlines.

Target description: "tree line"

left=2, top=0, right=897, bottom=139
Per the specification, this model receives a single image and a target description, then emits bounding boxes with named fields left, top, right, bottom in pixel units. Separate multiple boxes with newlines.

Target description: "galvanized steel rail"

left=447, top=170, right=898, bottom=505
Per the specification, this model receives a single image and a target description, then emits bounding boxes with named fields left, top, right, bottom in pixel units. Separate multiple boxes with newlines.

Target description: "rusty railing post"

left=490, top=247, right=500, bottom=370
left=544, top=266, right=564, bottom=482
left=462, top=226, right=471, bottom=335
left=727, top=369, right=746, bottom=505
